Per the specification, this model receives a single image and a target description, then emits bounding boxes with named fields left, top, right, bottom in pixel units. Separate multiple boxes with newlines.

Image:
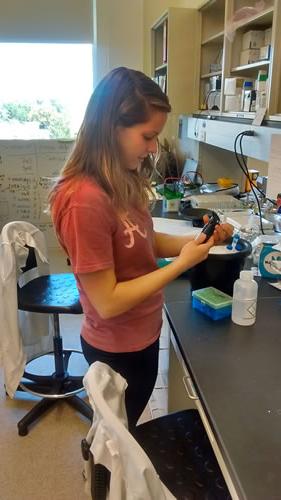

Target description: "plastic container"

left=188, top=238, right=252, bottom=296
left=241, top=81, right=253, bottom=111
left=192, top=287, right=232, bottom=320
left=231, top=270, right=258, bottom=326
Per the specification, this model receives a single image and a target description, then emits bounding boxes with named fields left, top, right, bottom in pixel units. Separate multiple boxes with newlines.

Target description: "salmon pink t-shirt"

left=52, top=177, right=163, bottom=352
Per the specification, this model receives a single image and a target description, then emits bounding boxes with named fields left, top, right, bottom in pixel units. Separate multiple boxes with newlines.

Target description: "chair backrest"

left=21, top=246, right=37, bottom=273
left=0, top=221, right=49, bottom=278
left=0, top=221, right=51, bottom=397
left=83, top=362, right=175, bottom=500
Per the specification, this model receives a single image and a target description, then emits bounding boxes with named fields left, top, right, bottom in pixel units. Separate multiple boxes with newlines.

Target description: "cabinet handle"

left=182, top=375, right=198, bottom=400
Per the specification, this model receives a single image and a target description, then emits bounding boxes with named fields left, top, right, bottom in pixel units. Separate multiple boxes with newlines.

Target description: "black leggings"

left=81, top=336, right=159, bottom=432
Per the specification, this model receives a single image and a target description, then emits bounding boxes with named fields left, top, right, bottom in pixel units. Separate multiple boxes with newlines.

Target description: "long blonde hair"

left=49, top=67, right=171, bottom=212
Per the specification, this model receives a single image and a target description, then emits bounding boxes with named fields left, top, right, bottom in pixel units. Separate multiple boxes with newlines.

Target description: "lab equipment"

left=192, top=287, right=232, bottom=320
left=200, top=212, right=220, bottom=240
left=258, top=242, right=281, bottom=279
left=190, top=194, right=242, bottom=210
left=188, top=238, right=252, bottom=295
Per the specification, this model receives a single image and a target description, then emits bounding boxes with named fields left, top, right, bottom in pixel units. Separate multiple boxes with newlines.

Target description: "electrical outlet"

left=199, top=129, right=206, bottom=142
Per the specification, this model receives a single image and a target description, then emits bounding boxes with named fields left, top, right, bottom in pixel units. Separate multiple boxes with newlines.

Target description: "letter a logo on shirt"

left=122, top=217, right=147, bottom=248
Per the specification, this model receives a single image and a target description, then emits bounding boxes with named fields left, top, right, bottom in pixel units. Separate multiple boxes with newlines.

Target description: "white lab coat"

left=83, top=362, right=176, bottom=500
left=0, top=221, right=53, bottom=397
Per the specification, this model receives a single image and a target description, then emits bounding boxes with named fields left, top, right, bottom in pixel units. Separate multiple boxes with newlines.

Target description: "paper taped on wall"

left=0, top=140, right=74, bottom=247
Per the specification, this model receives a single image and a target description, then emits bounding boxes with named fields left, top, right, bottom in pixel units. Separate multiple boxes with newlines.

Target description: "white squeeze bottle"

left=231, top=270, right=258, bottom=326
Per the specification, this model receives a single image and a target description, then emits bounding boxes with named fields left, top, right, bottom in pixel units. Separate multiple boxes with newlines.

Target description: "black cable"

left=238, top=135, right=270, bottom=200
left=235, top=132, right=275, bottom=204
left=233, top=131, right=265, bottom=234
left=206, top=89, right=220, bottom=110
left=239, top=133, right=265, bottom=235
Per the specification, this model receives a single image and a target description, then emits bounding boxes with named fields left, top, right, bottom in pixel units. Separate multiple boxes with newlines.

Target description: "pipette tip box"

left=192, top=287, right=232, bottom=320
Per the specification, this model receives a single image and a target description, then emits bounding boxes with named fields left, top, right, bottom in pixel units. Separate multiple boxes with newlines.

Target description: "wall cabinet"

left=199, top=0, right=281, bottom=118
left=200, top=0, right=225, bottom=110
left=151, top=7, right=201, bottom=138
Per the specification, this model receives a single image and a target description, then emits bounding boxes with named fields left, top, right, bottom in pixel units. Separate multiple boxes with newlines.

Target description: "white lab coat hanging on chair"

left=0, top=221, right=53, bottom=397
left=83, top=362, right=176, bottom=500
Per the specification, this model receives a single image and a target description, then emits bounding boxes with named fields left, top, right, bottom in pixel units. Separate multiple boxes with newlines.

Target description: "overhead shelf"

left=155, top=63, right=167, bottom=72
left=201, top=30, right=224, bottom=45
left=201, top=70, right=222, bottom=79
left=231, top=60, right=270, bottom=73
left=234, top=6, right=274, bottom=31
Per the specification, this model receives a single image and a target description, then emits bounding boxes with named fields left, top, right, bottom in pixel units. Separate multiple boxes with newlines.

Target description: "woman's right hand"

left=177, top=232, right=214, bottom=272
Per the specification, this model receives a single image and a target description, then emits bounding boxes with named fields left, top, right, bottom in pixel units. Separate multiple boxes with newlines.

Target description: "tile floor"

left=60, top=310, right=170, bottom=425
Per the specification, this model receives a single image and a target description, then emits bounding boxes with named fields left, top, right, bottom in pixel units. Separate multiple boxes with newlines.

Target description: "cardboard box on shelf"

left=224, top=77, right=244, bottom=95
left=259, top=45, right=270, bottom=60
left=264, top=27, right=272, bottom=46
left=224, top=94, right=242, bottom=112
left=242, top=30, right=264, bottom=49
left=240, top=48, right=260, bottom=66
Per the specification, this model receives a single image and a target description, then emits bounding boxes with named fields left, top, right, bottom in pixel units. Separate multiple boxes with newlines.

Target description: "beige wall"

left=93, top=0, right=143, bottom=86
left=0, top=0, right=92, bottom=43
left=143, top=0, right=206, bottom=74
left=247, top=157, right=268, bottom=176
left=93, top=0, right=205, bottom=84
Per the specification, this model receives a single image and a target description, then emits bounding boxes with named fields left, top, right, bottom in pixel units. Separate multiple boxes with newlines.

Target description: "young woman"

left=50, top=67, right=232, bottom=431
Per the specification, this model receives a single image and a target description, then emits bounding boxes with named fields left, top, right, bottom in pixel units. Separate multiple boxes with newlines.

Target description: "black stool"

left=82, top=409, right=231, bottom=500
left=16, top=249, right=92, bottom=436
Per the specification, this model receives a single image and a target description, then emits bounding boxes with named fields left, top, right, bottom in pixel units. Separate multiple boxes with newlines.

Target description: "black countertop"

left=165, top=286, right=281, bottom=500
left=153, top=200, right=281, bottom=498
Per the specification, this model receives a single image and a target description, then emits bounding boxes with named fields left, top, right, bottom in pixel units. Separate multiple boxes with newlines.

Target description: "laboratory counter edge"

left=152, top=202, right=281, bottom=500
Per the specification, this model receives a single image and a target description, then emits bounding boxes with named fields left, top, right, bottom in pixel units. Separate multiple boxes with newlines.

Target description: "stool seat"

left=18, top=273, right=82, bottom=314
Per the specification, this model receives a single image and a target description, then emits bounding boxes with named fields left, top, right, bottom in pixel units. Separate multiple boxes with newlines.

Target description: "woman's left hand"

left=202, top=215, right=233, bottom=245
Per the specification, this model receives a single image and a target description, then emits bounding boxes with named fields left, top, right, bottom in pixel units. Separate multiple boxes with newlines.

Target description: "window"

left=0, top=43, right=93, bottom=139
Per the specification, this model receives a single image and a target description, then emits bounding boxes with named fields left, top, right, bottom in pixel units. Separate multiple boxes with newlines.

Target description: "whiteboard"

left=0, top=139, right=74, bottom=247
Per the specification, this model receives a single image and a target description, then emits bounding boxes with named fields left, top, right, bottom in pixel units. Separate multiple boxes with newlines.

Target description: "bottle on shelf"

left=276, top=193, right=281, bottom=214
left=241, top=80, right=253, bottom=111
left=231, top=270, right=258, bottom=326
left=255, top=71, right=268, bottom=110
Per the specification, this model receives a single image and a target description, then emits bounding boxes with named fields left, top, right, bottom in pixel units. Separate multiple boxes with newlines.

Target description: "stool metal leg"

left=53, top=313, right=65, bottom=376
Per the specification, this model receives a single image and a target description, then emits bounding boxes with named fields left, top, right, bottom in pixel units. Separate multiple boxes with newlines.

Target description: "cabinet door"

left=199, top=0, right=225, bottom=111
left=151, top=7, right=201, bottom=122
left=169, top=328, right=240, bottom=500
left=223, top=0, right=281, bottom=116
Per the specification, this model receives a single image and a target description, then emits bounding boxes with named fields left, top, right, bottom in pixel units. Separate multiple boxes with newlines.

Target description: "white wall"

left=0, top=0, right=92, bottom=43
left=93, top=0, right=144, bottom=86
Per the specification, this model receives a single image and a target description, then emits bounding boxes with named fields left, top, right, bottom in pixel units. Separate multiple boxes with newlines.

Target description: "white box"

left=259, top=45, right=270, bottom=60
left=224, top=95, right=242, bottom=112
left=240, top=49, right=260, bottom=66
left=210, top=63, right=222, bottom=72
left=264, top=27, right=272, bottom=46
left=242, top=30, right=264, bottom=49
left=224, top=77, right=244, bottom=95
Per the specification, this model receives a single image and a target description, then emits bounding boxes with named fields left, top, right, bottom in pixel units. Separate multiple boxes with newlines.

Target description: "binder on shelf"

left=158, top=74, right=166, bottom=93
left=163, top=19, right=168, bottom=64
